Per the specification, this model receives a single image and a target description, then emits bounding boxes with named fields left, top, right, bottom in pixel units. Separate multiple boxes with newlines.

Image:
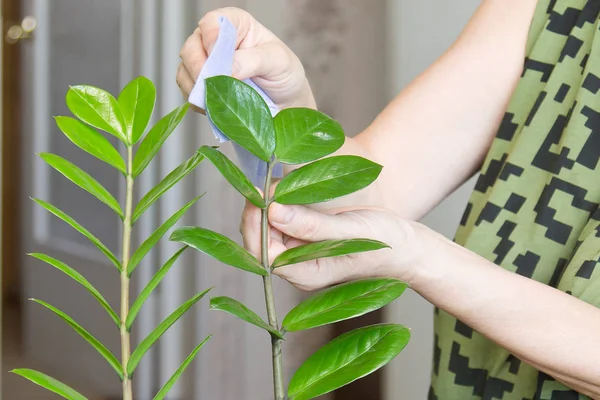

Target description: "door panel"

left=19, top=0, right=123, bottom=397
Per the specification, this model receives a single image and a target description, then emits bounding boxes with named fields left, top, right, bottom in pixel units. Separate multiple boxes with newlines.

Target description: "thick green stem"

left=262, top=162, right=285, bottom=400
left=120, top=146, right=134, bottom=400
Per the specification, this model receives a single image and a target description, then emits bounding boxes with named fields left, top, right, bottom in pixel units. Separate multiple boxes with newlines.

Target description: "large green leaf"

left=132, top=103, right=190, bottom=177
left=170, top=227, right=267, bottom=276
left=127, top=247, right=187, bottom=329
left=29, top=253, right=120, bottom=329
left=153, top=335, right=212, bottom=400
left=282, top=278, right=407, bottom=332
left=66, top=85, right=127, bottom=143
left=11, top=369, right=88, bottom=400
left=272, top=239, right=389, bottom=269
left=32, top=198, right=121, bottom=270
left=118, top=76, right=156, bottom=144
left=40, top=153, right=123, bottom=218
left=274, top=108, right=345, bottom=164
left=133, top=153, right=204, bottom=224
left=32, top=299, right=123, bottom=380
left=288, top=324, right=410, bottom=400
left=128, top=196, right=201, bottom=275
left=127, top=287, right=212, bottom=376
left=55, top=116, right=126, bottom=174
left=273, top=155, right=382, bottom=205
left=210, top=296, right=284, bottom=339
left=197, top=146, right=265, bottom=208
left=205, top=76, right=275, bottom=161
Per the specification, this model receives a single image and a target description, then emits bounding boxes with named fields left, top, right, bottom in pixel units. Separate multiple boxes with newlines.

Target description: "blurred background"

left=1, top=0, right=479, bottom=399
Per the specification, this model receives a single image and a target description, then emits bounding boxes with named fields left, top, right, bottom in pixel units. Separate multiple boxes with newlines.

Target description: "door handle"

left=5, top=16, right=36, bottom=44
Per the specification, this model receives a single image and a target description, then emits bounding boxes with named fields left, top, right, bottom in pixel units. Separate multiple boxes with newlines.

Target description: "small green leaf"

left=133, top=103, right=190, bottom=177
left=66, top=85, right=127, bottom=143
left=197, top=146, right=265, bottom=208
left=55, top=116, right=126, bottom=174
left=31, top=299, right=123, bottom=380
left=118, top=76, right=156, bottom=143
left=205, top=76, right=275, bottom=161
left=282, top=278, right=407, bottom=332
left=32, top=198, right=121, bottom=270
left=11, top=369, right=88, bottom=400
left=133, top=153, right=204, bottom=224
left=274, top=108, right=345, bottom=164
left=127, top=287, right=212, bottom=376
left=128, top=196, right=201, bottom=275
left=40, top=153, right=123, bottom=218
left=288, top=324, right=410, bottom=400
left=127, top=247, right=187, bottom=329
left=170, top=227, right=267, bottom=276
left=29, top=253, right=120, bottom=329
left=274, top=155, right=382, bottom=205
left=153, top=335, right=212, bottom=400
left=272, top=239, right=389, bottom=269
left=210, top=296, right=283, bottom=339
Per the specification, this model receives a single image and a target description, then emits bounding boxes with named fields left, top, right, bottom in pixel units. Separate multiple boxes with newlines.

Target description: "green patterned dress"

left=429, top=0, right=600, bottom=399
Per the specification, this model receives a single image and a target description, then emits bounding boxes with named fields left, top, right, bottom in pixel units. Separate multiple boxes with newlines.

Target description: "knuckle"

left=295, top=214, right=321, bottom=239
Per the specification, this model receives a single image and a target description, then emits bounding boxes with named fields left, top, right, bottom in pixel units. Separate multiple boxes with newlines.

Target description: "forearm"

left=408, top=223, right=600, bottom=398
left=287, top=0, right=537, bottom=220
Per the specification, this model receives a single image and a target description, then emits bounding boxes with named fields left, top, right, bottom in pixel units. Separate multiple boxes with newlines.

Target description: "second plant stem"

left=262, top=161, right=285, bottom=400
left=120, top=146, right=134, bottom=400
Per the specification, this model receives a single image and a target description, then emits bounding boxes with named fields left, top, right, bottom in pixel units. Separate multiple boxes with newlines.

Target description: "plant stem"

left=120, top=146, right=134, bottom=400
left=262, top=162, right=285, bottom=400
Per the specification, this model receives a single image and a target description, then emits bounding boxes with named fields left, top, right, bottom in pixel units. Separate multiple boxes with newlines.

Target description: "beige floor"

left=2, top=304, right=107, bottom=400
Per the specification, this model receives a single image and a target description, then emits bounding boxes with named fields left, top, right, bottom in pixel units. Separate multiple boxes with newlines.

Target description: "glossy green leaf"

left=272, top=239, right=389, bottom=269
left=55, top=116, right=126, bottom=174
left=66, top=85, right=127, bottom=143
left=205, top=76, right=275, bottom=161
left=132, top=103, right=190, bottom=177
left=32, top=198, right=121, bottom=270
left=197, top=146, right=265, bottom=208
left=118, top=76, right=156, bottom=143
left=31, top=299, right=123, bottom=380
left=40, top=153, right=123, bottom=218
left=274, top=108, right=345, bottom=164
left=11, top=369, right=88, bottom=400
left=282, top=278, right=407, bottom=332
left=274, top=155, right=383, bottom=205
left=153, top=335, right=212, bottom=400
left=288, top=324, right=410, bottom=400
left=133, top=153, right=204, bottom=224
left=127, top=287, right=212, bottom=376
left=29, top=253, right=120, bottom=329
left=170, top=227, right=267, bottom=276
left=210, top=296, right=283, bottom=339
left=127, top=247, right=187, bottom=329
left=128, top=196, right=202, bottom=275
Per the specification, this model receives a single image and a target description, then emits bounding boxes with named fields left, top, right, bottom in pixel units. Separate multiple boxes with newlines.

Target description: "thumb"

left=268, top=203, right=361, bottom=242
left=232, top=43, right=292, bottom=81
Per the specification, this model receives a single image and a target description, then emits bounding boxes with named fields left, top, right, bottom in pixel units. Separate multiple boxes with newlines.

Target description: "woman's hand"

left=241, top=201, right=422, bottom=291
left=177, top=7, right=316, bottom=110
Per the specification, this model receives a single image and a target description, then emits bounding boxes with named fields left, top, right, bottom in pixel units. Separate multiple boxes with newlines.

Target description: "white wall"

left=383, top=1, right=480, bottom=399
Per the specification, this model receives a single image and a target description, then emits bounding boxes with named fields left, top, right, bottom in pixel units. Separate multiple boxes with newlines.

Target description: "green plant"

left=170, top=75, right=411, bottom=400
left=12, top=77, right=212, bottom=400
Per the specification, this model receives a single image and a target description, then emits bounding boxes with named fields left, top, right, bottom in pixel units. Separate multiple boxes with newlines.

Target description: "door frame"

left=1, top=0, right=22, bottom=308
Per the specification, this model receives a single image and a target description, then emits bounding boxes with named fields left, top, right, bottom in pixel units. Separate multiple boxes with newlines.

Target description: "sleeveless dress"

left=429, top=1, right=600, bottom=399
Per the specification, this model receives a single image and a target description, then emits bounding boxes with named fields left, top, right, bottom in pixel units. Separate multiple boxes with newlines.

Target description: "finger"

left=240, top=201, right=262, bottom=258
left=176, top=64, right=205, bottom=115
left=180, top=28, right=207, bottom=81
left=231, top=43, right=292, bottom=81
left=199, top=7, right=254, bottom=55
left=268, top=203, right=362, bottom=242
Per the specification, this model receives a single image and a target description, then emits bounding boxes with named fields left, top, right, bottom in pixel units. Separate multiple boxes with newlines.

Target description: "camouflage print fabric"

left=429, top=1, right=600, bottom=399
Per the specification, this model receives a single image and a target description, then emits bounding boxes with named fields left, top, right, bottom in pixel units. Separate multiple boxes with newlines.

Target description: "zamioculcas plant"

left=12, top=77, right=212, bottom=400
left=171, top=75, right=411, bottom=400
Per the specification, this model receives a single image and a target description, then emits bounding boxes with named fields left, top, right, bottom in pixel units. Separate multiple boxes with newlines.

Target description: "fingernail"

left=271, top=204, right=294, bottom=225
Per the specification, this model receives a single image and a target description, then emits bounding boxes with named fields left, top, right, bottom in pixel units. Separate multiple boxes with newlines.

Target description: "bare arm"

left=304, top=0, right=538, bottom=219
